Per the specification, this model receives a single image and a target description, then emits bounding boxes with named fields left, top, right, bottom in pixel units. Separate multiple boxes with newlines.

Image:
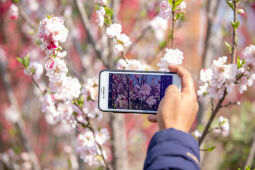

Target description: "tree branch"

left=245, top=132, right=255, bottom=167
left=201, top=0, right=221, bottom=68
left=199, top=89, right=227, bottom=146
left=170, top=0, right=176, bottom=48
left=231, top=0, right=238, bottom=64
left=126, top=26, right=152, bottom=54
left=17, top=4, right=37, bottom=30
left=74, top=0, right=109, bottom=68
left=0, top=57, right=40, bottom=170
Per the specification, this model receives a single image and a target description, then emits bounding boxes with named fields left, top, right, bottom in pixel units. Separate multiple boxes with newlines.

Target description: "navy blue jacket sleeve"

left=143, top=128, right=200, bottom=170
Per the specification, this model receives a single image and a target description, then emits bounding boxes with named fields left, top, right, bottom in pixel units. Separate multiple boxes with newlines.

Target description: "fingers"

left=164, top=84, right=180, bottom=97
left=147, top=114, right=157, bottom=123
left=168, top=65, right=195, bottom=95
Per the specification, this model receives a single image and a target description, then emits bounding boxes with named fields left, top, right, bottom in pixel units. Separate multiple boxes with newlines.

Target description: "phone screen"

left=108, top=73, right=173, bottom=111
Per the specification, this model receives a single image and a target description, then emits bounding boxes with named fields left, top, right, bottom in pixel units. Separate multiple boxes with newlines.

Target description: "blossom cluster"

left=38, top=17, right=68, bottom=57
left=238, top=45, right=255, bottom=93
left=37, top=16, right=109, bottom=166
left=197, top=56, right=237, bottom=100
left=193, top=129, right=202, bottom=139
left=116, top=59, right=151, bottom=70
left=76, top=128, right=109, bottom=166
left=157, top=48, right=184, bottom=71
left=106, top=24, right=131, bottom=53
left=214, top=116, right=230, bottom=136
left=149, top=16, right=168, bottom=41
left=94, top=0, right=131, bottom=53
left=0, top=150, right=33, bottom=170
left=159, top=0, right=186, bottom=20
left=24, top=61, right=43, bottom=81
left=198, top=45, right=255, bottom=101
left=96, top=6, right=106, bottom=27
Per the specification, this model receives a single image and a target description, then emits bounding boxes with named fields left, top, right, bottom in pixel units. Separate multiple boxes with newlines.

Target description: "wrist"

left=160, top=122, right=189, bottom=133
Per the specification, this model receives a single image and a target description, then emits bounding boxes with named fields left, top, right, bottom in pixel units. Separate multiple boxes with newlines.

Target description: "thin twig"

left=199, top=89, right=227, bottom=146
left=231, top=0, right=238, bottom=64
left=222, top=101, right=238, bottom=108
left=245, top=132, right=255, bottom=167
left=210, top=99, right=214, bottom=112
left=126, top=26, right=152, bottom=54
left=74, top=0, right=109, bottom=68
left=170, top=0, right=176, bottom=48
left=17, top=4, right=37, bottom=30
left=207, top=127, right=220, bottom=134
left=201, top=0, right=221, bottom=68
left=121, top=52, right=128, bottom=64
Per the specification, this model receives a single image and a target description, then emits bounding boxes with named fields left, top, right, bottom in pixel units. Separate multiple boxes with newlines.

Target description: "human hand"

left=148, top=65, right=198, bottom=132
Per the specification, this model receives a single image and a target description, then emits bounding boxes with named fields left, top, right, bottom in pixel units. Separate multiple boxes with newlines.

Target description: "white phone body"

left=98, top=70, right=181, bottom=114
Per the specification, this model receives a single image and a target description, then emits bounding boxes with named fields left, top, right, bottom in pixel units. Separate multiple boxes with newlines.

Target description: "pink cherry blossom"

left=9, top=4, right=18, bottom=20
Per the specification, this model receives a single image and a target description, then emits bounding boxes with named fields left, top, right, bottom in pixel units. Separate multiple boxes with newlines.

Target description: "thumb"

left=147, top=114, right=157, bottom=123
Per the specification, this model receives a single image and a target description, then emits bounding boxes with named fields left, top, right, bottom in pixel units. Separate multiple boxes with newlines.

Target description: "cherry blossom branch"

left=17, top=4, right=37, bottom=30
left=23, top=67, right=46, bottom=95
left=207, top=127, right=222, bottom=136
left=231, top=0, right=238, bottom=64
left=74, top=0, right=109, bottom=68
left=222, top=101, right=238, bottom=108
left=121, top=52, right=128, bottom=64
left=199, top=89, right=227, bottom=146
left=170, top=0, right=176, bottom=48
left=16, top=6, right=84, bottom=83
left=201, top=0, right=221, bottom=68
left=0, top=59, right=40, bottom=170
left=23, top=66, right=110, bottom=170
left=126, top=26, right=152, bottom=54
left=73, top=101, right=112, bottom=170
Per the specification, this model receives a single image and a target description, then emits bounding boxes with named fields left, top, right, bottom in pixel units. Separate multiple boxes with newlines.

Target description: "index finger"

left=168, top=65, right=195, bottom=95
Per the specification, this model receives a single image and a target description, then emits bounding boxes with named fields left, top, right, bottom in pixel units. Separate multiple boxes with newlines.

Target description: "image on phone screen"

left=108, top=73, right=173, bottom=111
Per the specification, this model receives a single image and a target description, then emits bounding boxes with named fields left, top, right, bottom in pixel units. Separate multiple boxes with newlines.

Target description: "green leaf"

left=202, top=146, right=216, bottom=152
left=237, top=56, right=245, bottom=69
left=13, top=146, right=21, bottom=154
left=46, top=14, right=53, bottom=19
left=231, top=21, right=240, bottom=29
left=224, top=41, right=232, bottom=53
left=175, top=13, right=184, bottom=21
left=67, top=158, right=72, bottom=169
left=168, top=0, right=173, bottom=5
left=245, top=166, right=251, bottom=170
left=76, top=95, right=84, bottom=107
left=226, top=1, right=234, bottom=10
left=12, top=0, right=19, bottom=3
left=173, top=0, right=183, bottom=10
left=96, top=166, right=104, bottom=170
left=159, top=41, right=166, bottom=49
left=8, top=128, right=17, bottom=137
left=17, top=57, right=23, bottom=65
left=207, top=146, right=216, bottom=152
left=23, top=54, right=30, bottom=68
left=105, top=6, right=113, bottom=18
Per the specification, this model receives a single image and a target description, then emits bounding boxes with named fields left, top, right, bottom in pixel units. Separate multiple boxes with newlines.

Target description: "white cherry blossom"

left=157, top=48, right=184, bottom=71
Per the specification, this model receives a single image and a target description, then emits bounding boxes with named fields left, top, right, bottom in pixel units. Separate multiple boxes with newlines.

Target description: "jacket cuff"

left=147, top=128, right=200, bottom=164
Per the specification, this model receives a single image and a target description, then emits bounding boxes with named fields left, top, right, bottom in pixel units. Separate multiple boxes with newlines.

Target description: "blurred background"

left=1, top=0, right=255, bottom=169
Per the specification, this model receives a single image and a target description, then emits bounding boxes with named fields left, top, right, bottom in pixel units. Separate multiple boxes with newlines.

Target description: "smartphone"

left=98, top=70, right=181, bottom=114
